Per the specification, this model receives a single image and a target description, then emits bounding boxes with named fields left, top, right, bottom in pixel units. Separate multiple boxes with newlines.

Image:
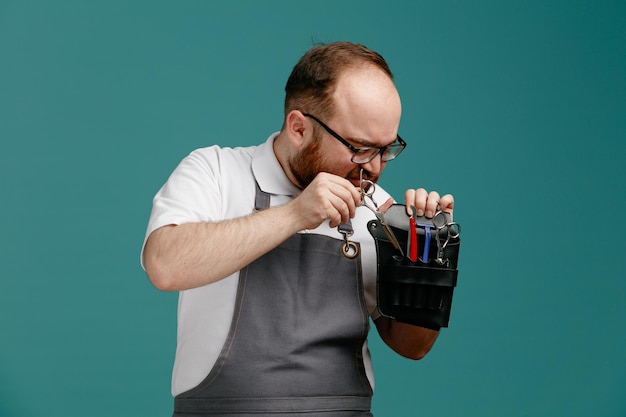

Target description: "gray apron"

left=173, top=186, right=373, bottom=416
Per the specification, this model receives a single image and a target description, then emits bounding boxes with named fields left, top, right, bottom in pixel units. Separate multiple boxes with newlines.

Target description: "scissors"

left=432, top=203, right=461, bottom=266
left=360, top=169, right=405, bottom=257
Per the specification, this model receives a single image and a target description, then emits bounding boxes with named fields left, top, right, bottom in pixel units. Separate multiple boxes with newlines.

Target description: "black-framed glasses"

left=303, top=113, right=407, bottom=164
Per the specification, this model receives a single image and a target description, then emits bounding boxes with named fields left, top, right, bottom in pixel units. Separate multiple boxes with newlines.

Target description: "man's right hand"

left=288, top=172, right=362, bottom=230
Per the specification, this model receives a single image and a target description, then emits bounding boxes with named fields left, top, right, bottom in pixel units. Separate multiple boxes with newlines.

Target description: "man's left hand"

left=403, top=188, right=454, bottom=219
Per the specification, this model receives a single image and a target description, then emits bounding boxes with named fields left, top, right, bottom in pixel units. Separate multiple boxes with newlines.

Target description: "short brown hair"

left=284, top=42, right=393, bottom=121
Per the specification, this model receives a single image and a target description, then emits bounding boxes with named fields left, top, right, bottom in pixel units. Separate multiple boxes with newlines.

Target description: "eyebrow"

left=348, top=135, right=398, bottom=148
left=346, top=136, right=377, bottom=148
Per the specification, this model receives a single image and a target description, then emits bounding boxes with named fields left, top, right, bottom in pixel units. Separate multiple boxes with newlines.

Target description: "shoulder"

left=183, top=144, right=258, bottom=175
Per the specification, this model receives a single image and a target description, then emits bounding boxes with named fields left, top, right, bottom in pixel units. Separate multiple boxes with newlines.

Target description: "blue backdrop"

left=1, top=1, right=625, bottom=416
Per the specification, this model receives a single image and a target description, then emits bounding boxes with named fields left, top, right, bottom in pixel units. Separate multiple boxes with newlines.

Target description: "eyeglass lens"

left=352, top=143, right=404, bottom=164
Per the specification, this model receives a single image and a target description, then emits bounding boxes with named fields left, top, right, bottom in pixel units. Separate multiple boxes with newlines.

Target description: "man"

left=142, top=41, right=454, bottom=416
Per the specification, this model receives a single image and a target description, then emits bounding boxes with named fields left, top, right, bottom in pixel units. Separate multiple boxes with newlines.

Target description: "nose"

left=359, top=153, right=385, bottom=177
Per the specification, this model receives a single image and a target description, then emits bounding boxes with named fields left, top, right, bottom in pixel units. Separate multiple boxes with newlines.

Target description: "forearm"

left=374, top=317, right=440, bottom=360
left=143, top=203, right=303, bottom=291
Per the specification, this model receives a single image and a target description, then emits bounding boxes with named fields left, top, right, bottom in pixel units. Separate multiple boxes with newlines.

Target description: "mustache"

left=348, top=167, right=378, bottom=184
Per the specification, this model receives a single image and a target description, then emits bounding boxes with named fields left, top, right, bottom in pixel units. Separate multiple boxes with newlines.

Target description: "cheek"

left=325, top=156, right=357, bottom=179
left=326, top=147, right=357, bottom=174
left=315, top=139, right=358, bottom=179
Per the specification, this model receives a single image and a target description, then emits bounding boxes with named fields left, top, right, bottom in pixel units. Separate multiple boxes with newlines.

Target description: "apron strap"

left=255, top=181, right=271, bottom=211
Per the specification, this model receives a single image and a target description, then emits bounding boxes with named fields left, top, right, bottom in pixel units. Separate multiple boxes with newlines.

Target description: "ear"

left=284, top=110, right=309, bottom=147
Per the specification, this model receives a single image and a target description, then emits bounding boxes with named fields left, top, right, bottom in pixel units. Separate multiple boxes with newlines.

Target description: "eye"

left=352, top=148, right=380, bottom=164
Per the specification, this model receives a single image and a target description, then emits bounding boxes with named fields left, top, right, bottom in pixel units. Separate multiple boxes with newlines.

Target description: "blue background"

left=1, top=1, right=625, bottom=416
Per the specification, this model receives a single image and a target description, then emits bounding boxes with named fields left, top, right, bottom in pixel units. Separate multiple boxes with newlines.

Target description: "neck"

left=273, top=131, right=304, bottom=189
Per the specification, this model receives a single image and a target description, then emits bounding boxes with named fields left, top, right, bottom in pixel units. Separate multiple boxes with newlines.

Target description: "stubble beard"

left=289, top=135, right=327, bottom=189
left=289, top=134, right=380, bottom=189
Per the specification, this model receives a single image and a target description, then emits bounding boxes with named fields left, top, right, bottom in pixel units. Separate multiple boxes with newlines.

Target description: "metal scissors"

left=432, top=203, right=461, bottom=265
left=360, top=169, right=405, bottom=256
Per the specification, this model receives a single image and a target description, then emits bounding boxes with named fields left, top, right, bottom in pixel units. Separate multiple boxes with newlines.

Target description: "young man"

left=142, top=41, right=454, bottom=416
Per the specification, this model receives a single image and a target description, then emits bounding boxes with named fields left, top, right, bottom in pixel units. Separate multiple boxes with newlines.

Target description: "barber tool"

left=413, top=220, right=434, bottom=263
left=432, top=204, right=461, bottom=266
left=359, top=169, right=405, bottom=257
left=407, top=205, right=418, bottom=262
left=408, top=205, right=442, bottom=263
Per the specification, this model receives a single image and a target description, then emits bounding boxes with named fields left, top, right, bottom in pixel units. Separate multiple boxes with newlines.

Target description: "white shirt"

left=142, top=133, right=392, bottom=395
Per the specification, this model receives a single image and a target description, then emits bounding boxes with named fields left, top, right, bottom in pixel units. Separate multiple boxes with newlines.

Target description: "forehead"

left=330, top=66, right=402, bottom=145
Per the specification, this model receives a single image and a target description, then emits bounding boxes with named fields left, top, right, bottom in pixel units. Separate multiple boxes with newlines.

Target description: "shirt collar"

left=252, top=132, right=301, bottom=197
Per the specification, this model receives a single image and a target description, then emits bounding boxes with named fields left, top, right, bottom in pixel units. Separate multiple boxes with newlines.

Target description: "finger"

left=329, top=190, right=359, bottom=227
left=346, top=182, right=362, bottom=216
left=328, top=214, right=342, bottom=229
left=404, top=189, right=416, bottom=215
left=321, top=191, right=345, bottom=228
left=326, top=174, right=361, bottom=216
left=409, top=188, right=429, bottom=217
left=439, top=194, right=455, bottom=214
left=425, top=191, right=441, bottom=218
left=336, top=180, right=360, bottom=219
left=314, top=174, right=360, bottom=222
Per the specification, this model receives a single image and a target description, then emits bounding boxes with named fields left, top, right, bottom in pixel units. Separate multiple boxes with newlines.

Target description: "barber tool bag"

left=368, top=204, right=461, bottom=330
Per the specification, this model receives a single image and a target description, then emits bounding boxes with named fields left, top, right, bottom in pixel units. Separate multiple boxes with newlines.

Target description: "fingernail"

left=425, top=210, right=433, bottom=218
left=416, top=208, right=425, bottom=217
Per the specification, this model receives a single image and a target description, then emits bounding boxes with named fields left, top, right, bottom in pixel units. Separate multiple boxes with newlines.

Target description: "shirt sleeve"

left=140, top=147, right=223, bottom=269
